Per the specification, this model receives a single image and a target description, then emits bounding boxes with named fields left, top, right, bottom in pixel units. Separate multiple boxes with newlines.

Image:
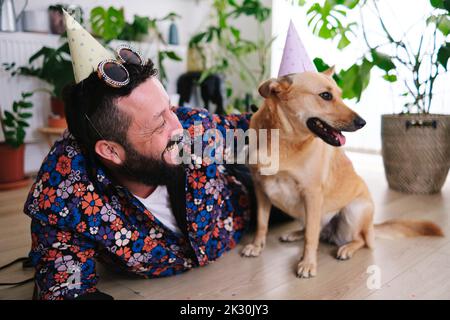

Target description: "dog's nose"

left=353, top=116, right=366, bottom=129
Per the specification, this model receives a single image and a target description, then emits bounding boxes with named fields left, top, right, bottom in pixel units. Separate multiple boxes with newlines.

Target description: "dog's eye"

left=319, top=92, right=333, bottom=101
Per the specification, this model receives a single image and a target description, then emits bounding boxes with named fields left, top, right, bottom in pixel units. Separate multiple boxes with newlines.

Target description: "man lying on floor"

left=24, top=60, right=256, bottom=299
left=22, top=10, right=296, bottom=300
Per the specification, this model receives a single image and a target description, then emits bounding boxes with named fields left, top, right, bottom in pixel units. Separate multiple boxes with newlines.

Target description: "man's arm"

left=30, top=218, right=112, bottom=300
left=212, top=112, right=253, bottom=132
left=175, top=106, right=252, bottom=132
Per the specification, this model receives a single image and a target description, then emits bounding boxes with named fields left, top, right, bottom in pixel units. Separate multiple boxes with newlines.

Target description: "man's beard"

left=115, top=140, right=181, bottom=186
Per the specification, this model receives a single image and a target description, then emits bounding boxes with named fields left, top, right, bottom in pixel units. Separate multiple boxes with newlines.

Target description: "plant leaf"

left=161, top=50, right=182, bottom=61
left=90, top=6, right=126, bottom=41
left=3, top=117, right=15, bottom=128
left=437, top=42, right=450, bottom=69
left=20, top=101, right=33, bottom=109
left=19, top=112, right=33, bottom=119
left=4, top=110, right=15, bottom=121
left=17, top=120, right=29, bottom=127
left=437, top=16, right=450, bottom=35
left=371, top=49, right=396, bottom=72
left=445, top=0, right=450, bottom=11
left=383, top=74, right=397, bottom=82
left=21, top=92, right=33, bottom=99
left=430, top=0, right=446, bottom=9
left=189, top=32, right=207, bottom=46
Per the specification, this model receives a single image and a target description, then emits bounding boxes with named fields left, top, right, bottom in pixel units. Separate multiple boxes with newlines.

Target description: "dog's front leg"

left=297, top=190, right=323, bottom=278
left=241, top=186, right=271, bottom=257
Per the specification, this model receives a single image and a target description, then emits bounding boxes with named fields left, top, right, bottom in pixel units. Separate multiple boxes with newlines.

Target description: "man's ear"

left=94, top=140, right=125, bottom=165
left=258, top=76, right=292, bottom=99
left=322, top=66, right=335, bottom=77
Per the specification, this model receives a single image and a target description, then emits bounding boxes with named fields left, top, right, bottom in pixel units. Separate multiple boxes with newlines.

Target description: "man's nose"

left=170, top=126, right=185, bottom=143
left=169, top=109, right=183, bottom=131
left=353, top=115, right=366, bottom=129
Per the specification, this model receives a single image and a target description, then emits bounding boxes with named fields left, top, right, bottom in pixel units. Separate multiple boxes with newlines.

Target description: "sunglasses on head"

left=97, top=45, right=145, bottom=88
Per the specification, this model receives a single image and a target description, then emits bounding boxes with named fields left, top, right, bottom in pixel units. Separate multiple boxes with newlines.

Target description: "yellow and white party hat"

left=63, top=9, right=115, bottom=83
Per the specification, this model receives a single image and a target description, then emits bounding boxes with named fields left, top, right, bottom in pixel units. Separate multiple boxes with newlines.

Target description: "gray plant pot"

left=22, top=10, right=49, bottom=33
left=381, top=114, right=450, bottom=194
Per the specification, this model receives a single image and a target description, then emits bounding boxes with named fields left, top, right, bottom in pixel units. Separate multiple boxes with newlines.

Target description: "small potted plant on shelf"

left=0, top=92, right=34, bottom=190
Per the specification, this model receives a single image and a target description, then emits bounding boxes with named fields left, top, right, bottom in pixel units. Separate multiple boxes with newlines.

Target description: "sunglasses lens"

left=103, top=62, right=128, bottom=83
left=119, top=48, right=142, bottom=65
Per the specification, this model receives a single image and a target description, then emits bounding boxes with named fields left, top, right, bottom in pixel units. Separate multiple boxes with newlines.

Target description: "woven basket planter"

left=381, top=114, right=450, bottom=194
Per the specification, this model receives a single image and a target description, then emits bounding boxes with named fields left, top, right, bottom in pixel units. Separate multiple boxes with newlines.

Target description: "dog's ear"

left=322, top=66, right=335, bottom=77
left=258, top=78, right=278, bottom=98
left=258, top=76, right=292, bottom=99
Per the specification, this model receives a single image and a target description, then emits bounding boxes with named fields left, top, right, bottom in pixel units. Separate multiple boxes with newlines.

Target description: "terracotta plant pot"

left=50, top=96, right=65, bottom=118
left=48, top=116, right=67, bottom=128
left=0, top=143, right=30, bottom=190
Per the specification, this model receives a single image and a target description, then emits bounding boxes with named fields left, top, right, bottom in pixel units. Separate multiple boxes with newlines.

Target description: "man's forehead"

left=117, top=77, right=169, bottom=117
left=118, top=77, right=168, bottom=105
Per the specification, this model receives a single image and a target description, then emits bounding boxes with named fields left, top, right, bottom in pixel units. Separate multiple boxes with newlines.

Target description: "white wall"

left=271, top=0, right=450, bottom=152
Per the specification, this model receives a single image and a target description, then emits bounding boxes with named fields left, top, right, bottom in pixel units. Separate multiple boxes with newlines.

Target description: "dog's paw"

left=296, top=260, right=317, bottom=278
left=336, top=244, right=355, bottom=260
left=279, top=230, right=303, bottom=243
left=241, top=244, right=263, bottom=257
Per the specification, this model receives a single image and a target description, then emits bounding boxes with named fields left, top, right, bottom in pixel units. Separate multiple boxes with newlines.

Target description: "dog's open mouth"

left=306, top=117, right=346, bottom=147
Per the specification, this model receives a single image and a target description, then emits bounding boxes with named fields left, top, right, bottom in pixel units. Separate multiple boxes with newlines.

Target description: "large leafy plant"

left=189, top=0, right=274, bottom=112
left=0, top=92, right=34, bottom=148
left=294, top=0, right=450, bottom=113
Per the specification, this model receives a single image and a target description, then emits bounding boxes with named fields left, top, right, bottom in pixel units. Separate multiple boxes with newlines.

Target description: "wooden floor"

left=1, top=151, right=449, bottom=300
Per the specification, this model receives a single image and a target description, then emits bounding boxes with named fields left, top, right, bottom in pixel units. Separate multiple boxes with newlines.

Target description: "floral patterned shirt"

left=24, top=107, right=252, bottom=300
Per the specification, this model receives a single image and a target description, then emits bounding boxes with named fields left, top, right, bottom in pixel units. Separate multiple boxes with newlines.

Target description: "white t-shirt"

left=133, top=185, right=182, bottom=235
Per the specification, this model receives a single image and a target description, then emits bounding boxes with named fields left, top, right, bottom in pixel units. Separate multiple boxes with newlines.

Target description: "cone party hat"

left=63, top=9, right=115, bottom=83
left=278, top=20, right=316, bottom=77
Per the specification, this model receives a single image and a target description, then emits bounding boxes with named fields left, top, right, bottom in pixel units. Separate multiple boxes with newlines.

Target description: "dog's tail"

left=374, top=219, right=444, bottom=239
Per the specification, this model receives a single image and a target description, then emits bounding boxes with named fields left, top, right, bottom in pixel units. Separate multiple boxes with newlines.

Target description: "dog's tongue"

left=333, top=131, right=346, bottom=146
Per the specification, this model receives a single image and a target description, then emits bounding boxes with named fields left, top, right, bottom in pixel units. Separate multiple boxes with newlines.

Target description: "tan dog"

left=241, top=68, right=443, bottom=278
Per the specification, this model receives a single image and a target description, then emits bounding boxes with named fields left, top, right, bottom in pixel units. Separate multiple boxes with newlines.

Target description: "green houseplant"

left=188, top=0, right=274, bottom=113
left=0, top=92, right=34, bottom=190
left=296, top=0, right=450, bottom=194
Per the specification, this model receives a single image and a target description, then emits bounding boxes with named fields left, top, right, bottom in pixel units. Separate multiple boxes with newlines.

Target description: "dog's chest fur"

left=258, top=172, right=343, bottom=239
left=258, top=173, right=305, bottom=217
